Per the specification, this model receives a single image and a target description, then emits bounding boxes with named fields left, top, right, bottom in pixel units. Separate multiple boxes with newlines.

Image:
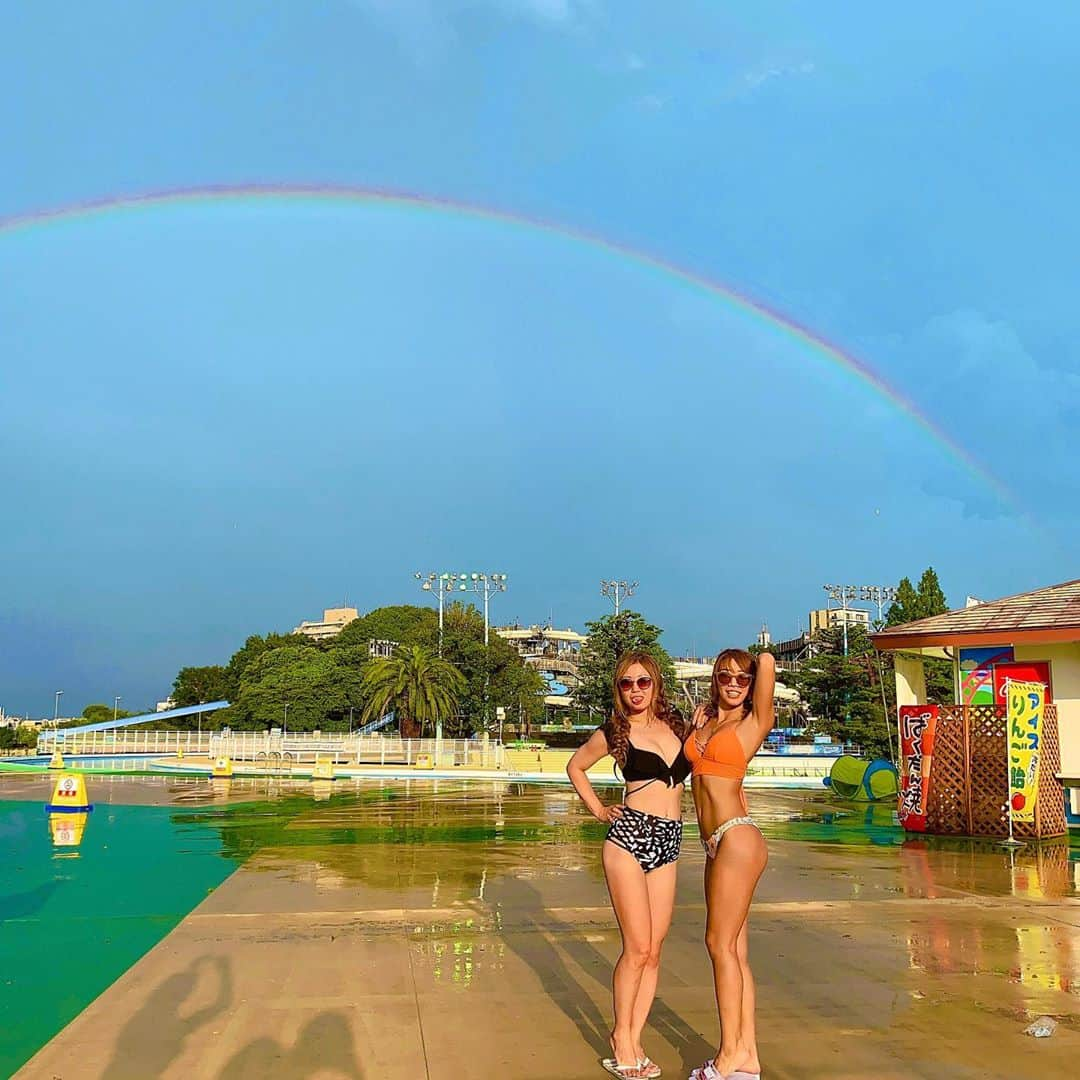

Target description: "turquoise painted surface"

left=0, top=801, right=240, bottom=1076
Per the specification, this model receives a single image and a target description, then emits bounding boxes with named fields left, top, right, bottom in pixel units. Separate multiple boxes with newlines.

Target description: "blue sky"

left=3, top=2, right=1079, bottom=716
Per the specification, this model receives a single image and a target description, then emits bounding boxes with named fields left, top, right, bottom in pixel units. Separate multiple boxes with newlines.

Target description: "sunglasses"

left=618, top=675, right=654, bottom=691
left=716, top=672, right=752, bottom=687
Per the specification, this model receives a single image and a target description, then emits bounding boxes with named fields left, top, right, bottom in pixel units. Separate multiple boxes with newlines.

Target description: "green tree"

left=172, top=665, right=231, bottom=707
left=791, top=626, right=893, bottom=759
left=574, top=611, right=679, bottom=720
left=883, top=567, right=952, bottom=705
left=359, top=645, right=465, bottom=737
left=224, top=645, right=367, bottom=731
left=916, top=566, right=948, bottom=618
left=0, top=724, right=40, bottom=751
left=79, top=702, right=136, bottom=724
left=886, top=567, right=950, bottom=626
left=401, top=603, right=546, bottom=736
left=885, top=577, right=921, bottom=626
left=330, top=605, right=437, bottom=652
left=223, top=632, right=319, bottom=698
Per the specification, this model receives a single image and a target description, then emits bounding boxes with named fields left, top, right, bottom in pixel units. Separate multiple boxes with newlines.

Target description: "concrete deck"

left=14, top=783, right=1080, bottom=1080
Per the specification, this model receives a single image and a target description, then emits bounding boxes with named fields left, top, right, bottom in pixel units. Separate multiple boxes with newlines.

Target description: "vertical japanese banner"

left=898, top=705, right=939, bottom=831
left=1007, top=680, right=1045, bottom=824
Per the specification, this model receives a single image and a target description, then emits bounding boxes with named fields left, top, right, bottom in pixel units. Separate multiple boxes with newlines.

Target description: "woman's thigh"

left=603, top=840, right=652, bottom=949
left=704, top=826, right=767, bottom=943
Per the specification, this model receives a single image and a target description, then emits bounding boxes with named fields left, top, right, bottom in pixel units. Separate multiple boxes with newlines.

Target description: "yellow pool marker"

left=49, top=811, right=90, bottom=848
left=46, top=772, right=93, bottom=813
left=48, top=749, right=65, bottom=769
left=415, top=753, right=433, bottom=769
left=212, top=755, right=234, bottom=778
left=176, top=747, right=184, bottom=760
left=312, top=754, right=335, bottom=780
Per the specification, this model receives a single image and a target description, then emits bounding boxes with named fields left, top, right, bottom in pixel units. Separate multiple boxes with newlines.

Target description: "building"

left=871, top=578, right=1080, bottom=829
left=292, top=606, right=359, bottom=642
left=807, top=607, right=871, bottom=635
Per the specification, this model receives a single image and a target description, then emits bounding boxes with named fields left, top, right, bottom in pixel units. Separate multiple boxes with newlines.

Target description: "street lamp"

left=113, top=695, right=122, bottom=722
left=822, top=585, right=859, bottom=655
left=283, top=702, right=290, bottom=737
left=415, top=571, right=465, bottom=656
left=601, top=579, right=637, bottom=615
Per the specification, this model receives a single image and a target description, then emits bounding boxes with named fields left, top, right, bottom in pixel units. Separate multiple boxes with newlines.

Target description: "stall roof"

left=871, top=579, right=1080, bottom=651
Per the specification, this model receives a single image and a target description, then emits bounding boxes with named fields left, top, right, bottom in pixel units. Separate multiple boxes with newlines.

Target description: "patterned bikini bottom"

left=702, top=816, right=760, bottom=859
left=605, top=807, right=682, bottom=873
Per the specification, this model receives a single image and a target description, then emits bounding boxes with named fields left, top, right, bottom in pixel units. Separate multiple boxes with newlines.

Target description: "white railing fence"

left=36, top=729, right=214, bottom=756
left=208, top=733, right=505, bottom=770
left=35, top=729, right=506, bottom=770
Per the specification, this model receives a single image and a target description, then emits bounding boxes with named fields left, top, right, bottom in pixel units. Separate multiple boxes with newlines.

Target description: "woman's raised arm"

left=748, top=651, right=776, bottom=745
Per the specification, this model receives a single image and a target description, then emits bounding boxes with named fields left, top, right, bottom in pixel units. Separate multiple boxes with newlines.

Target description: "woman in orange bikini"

left=684, top=648, right=775, bottom=1080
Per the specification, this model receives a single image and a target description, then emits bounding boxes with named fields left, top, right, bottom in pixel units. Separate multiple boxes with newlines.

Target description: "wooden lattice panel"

left=925, top=708, right=969, bottom=834
left=922, top=704, right=1066, bottom=839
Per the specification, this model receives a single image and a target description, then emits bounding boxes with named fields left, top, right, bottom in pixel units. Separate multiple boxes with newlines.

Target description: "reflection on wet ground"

left=6, top=775, right=1080, bottom=1079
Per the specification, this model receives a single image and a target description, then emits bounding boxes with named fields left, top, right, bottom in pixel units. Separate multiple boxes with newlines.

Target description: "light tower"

left=600, top=579, right=638, bottom=615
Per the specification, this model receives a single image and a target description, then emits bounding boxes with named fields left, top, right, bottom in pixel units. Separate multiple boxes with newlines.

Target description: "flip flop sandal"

left=602, top=1059, right=644, bottom=1078
left=688, top=1064, right=725, bottom=1080
left=638, top=1056, right=661, bottom=1078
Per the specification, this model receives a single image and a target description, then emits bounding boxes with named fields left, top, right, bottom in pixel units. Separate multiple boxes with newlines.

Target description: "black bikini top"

left=621, top=740, right=691, bottom=788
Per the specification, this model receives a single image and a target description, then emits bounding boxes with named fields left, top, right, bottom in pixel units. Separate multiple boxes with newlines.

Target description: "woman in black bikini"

left=567, top=651, right=690, bottom=1080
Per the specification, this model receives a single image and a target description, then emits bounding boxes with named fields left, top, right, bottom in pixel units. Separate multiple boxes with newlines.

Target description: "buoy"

left=48, top=750, right=65, bottom=770
left=46, top=773, right=93, bottom=813
left=49, top=810, right=90, bottom=848
left=212, top=755, right=234, bottom=778
left=312, top=754, right=335, bottom=780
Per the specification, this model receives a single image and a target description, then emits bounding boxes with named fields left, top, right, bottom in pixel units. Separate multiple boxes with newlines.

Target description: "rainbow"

left=0, top=181, right=1013, bottom=508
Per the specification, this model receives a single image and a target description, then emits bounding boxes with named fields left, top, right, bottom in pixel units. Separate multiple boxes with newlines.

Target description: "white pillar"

left=894, top=653, right=928, bottom=707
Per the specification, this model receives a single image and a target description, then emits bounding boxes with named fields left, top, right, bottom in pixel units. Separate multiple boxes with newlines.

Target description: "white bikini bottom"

left=702, top=816, right=759, bottom=859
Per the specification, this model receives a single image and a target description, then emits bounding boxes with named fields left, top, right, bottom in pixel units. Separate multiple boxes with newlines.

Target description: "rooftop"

left=872, top=578, right=1080, bottom=651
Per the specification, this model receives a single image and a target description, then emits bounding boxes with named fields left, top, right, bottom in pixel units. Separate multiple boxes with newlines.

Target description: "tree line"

left=781, top=567, right=951, bottom=759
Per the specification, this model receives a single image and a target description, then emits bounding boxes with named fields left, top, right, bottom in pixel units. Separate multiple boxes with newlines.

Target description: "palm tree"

left=359, top=645, right=465, bottom=738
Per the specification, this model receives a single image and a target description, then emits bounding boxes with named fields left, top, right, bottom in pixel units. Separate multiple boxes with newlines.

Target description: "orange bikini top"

left=684, top=723, right=748, bottom=779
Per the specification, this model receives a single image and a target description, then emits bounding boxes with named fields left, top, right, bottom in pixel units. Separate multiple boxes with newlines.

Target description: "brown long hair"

left=704, top=648, right=756, bottom=719
left=603, top=651, right=684, bottom=767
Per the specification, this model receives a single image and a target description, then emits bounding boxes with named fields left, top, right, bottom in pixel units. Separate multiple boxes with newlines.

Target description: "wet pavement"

left=6, top=777, right=1079, bottom=1079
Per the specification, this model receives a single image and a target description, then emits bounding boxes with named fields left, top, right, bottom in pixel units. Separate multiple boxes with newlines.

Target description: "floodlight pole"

left=459, top=573, right=509, bottom=731
left=860, top=585, right=899, bottom=627
left=459, top=573, right=509, bottom=645
left=415, top=571, right=463, bottom=656
left=601, top=579, right=638, bottom=616
left=822, top=585, right=858, bottom=655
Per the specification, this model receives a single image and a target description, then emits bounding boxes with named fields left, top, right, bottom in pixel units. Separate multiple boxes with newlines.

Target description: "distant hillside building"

left=293, top=606, right=359, bottom=642
left=807, top=607, right=871, bottom=635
